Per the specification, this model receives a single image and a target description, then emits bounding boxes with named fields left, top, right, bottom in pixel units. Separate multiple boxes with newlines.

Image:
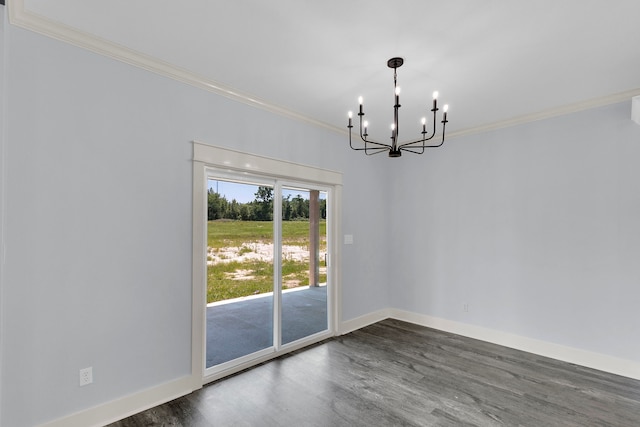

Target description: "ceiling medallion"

left=347, top=57, right=449, bottom=157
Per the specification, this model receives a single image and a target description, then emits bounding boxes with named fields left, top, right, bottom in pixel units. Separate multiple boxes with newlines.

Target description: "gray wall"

left=389, top=101, right=640, bottom=361
left=2, top=8, right=640, bottom=427
left=0, top=21, right=390, bottom=427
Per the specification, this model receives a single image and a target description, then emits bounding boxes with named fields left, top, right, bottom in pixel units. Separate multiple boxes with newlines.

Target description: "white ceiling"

left=10, top=0, right=640, bottom=138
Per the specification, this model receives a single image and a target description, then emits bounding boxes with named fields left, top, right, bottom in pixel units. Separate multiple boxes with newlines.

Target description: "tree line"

left=208, top=186, right=326, bottom=221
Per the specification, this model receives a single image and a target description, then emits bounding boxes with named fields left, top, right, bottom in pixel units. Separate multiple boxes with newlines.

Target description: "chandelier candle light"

left=347, top=57, right=449, bottom=157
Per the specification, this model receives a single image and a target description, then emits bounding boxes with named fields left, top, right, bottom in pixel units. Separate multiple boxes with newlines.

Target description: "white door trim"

left=192, top=141, right=343, bottom=386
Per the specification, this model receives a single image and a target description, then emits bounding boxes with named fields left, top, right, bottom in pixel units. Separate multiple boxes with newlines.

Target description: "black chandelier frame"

left=348, top=57, right=449, bottom=158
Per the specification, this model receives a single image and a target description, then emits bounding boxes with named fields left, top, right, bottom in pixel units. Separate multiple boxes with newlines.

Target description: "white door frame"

left=192, top=141, right=343, bottom=386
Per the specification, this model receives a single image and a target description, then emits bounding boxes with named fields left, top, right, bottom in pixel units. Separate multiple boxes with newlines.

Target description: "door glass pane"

left=281, top=187, right=328, bottom=345
left=206, top=180, right=274, bottom=367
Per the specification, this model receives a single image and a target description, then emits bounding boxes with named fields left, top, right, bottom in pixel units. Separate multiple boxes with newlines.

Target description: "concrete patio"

left=206, top=285, right=328, bottom=367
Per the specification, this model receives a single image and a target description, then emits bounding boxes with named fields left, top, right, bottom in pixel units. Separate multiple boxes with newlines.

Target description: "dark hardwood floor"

left=109, top=319, right=640, bottom=426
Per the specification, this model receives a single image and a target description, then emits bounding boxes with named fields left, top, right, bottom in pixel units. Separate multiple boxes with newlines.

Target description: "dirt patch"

left=208, top=243, right=325, bottom=266
left=223, top=269, right=256, bottom=281
left=282, top=273, right=301, bottom=288
left=209, top=243, right=327, bottom=284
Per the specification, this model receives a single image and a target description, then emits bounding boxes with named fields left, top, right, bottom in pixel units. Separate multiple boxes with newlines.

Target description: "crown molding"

left=8, top=0, right=640, bottom=141
left=447, top=88, right=640, bottom=140
left=7, top=0, right=339, bottom=134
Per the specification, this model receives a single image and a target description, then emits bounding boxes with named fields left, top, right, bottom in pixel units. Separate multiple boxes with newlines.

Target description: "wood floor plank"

left=108, top=319, right=640, bottom=426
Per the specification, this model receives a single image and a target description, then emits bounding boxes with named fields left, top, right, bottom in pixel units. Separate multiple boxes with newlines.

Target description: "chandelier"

left=347, top=57, right=449, bottom=157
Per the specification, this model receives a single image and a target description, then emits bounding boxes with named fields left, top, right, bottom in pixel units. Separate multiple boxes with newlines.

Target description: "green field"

left=207, top=220, right=326, bottom=303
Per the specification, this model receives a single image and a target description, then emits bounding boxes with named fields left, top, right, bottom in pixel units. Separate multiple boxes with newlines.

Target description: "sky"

left=207, top=180, right=325, bottom=203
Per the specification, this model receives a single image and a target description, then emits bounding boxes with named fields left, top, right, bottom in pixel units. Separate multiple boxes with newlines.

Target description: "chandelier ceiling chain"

left=347, top=57, right=449, bottom=158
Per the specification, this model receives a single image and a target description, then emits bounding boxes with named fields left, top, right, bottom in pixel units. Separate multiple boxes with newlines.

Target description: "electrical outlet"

left=463, top=303, right=469, bottom=312
left=79, top=367, right=93, bottom=386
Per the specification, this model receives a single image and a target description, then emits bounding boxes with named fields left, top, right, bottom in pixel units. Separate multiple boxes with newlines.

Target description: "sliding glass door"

left=204, top=174, right=332, bottom=374
left=205, top=180, right=275, bottom=368
left=281, top=186, right=328, bottom=345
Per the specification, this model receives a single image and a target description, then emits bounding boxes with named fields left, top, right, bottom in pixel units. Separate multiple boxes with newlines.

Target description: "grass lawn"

left=207, top=220, right=326, bottom=248
left=207, top=220, right=326, bottom=303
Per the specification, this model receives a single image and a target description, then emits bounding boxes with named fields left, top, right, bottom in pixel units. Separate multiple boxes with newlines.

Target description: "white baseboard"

left=389, top=308, right=640, bottom=381
left=37, top=309, right=640, bottom=426
left=38, top=375, right=196, bottom=427
left=339, top=308, right=390, bottom=335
